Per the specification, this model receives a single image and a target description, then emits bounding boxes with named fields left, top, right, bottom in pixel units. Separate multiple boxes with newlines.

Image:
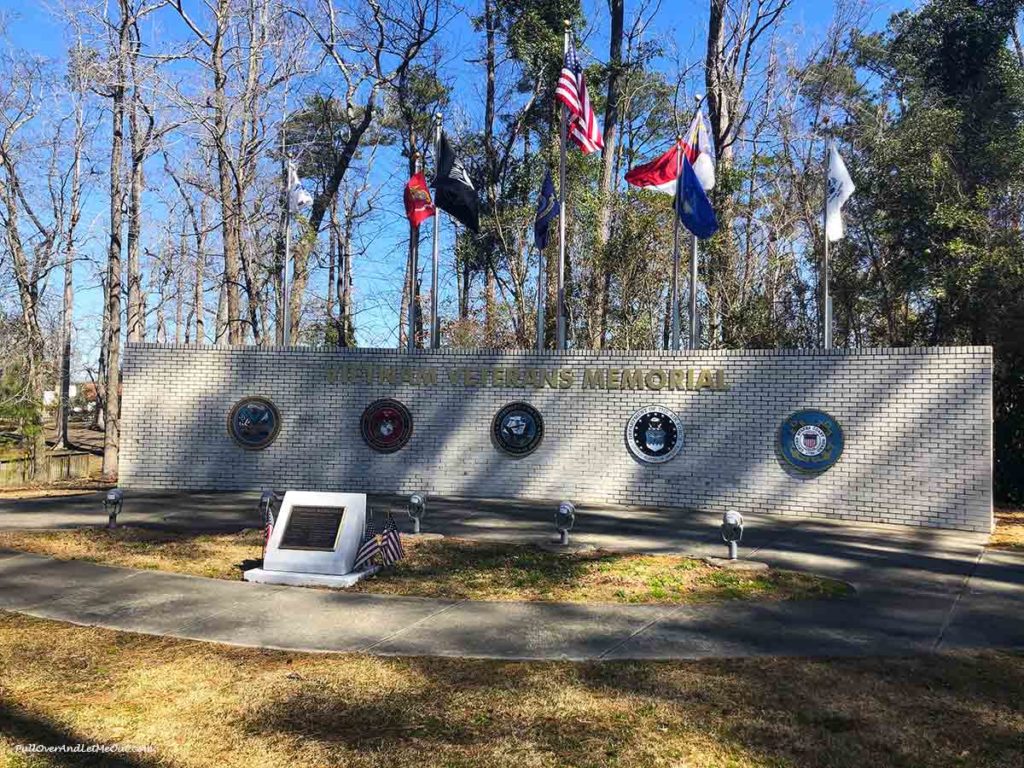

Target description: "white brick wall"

left=119, top=344, right=994, bottom=532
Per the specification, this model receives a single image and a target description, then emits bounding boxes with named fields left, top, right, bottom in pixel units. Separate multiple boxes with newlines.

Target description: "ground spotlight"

left=104, top=488, right=124, bottom=529
left=721, top=510, right=744, bottom=560
left=408, top=493, right=427, bottom=534
left=555, top=501, right=576, bottom=546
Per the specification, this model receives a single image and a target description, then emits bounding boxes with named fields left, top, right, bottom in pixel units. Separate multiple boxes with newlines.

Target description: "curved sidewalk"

left=0, top=544, right=1021, bottom=660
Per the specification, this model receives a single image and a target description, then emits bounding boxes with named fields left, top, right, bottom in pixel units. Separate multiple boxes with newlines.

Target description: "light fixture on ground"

left=408, top=493, right=427, bottom=534
left=104, top=488, right=124, bottom=529
left=721, top=510, right=744, bottom=560
left=555, top=501, right=576, bottom=546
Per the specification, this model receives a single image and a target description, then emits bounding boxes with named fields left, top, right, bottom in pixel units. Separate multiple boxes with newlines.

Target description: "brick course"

left=119, top=344, right=994, bottom=533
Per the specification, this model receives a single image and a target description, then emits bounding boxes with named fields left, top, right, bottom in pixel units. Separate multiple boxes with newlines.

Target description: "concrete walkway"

left=0, top=491, right=1021, bottom=660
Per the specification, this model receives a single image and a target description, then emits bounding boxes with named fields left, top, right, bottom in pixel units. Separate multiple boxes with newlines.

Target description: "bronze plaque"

left=279, top=506, right=345, bottom=551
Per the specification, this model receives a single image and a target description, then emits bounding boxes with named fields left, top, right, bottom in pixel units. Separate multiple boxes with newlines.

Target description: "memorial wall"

left=120, top=344, right=994, bottom=532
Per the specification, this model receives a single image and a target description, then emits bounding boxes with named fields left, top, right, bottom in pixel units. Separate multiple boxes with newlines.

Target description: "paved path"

left=0, top=492, right=1021, bottom=659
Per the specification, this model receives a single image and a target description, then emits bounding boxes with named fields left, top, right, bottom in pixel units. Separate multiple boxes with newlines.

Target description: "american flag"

left=354, top=516, right=383, bottom=571
left=555, top=33, right=603, bottom=155
left=380, top=515, right=405, bottom=566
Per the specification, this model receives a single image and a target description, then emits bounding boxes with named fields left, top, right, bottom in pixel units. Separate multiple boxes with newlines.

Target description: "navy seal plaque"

left=492, top=402, right=544, bottom=456
left=779, top=409, right=844, bottom=472
left=626, top=405, right=683, bottom=464
left=360, top=398, right=413, bottom=453
left=228, top=397, right=281, bottom=450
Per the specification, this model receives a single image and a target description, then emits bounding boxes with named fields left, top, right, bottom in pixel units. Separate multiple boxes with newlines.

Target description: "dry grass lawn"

left=0, top=612, right=1021, bottom=768
left=991, top=507, right=1024, bottom=551
left=0, top=528, right=850, bottom=605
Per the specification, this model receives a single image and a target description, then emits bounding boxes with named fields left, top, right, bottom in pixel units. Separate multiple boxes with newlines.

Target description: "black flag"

left=432, top=133, right=479, bottom=233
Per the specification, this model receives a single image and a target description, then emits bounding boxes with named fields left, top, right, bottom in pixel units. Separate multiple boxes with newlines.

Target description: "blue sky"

left=0, top=0, right=918, bottom=369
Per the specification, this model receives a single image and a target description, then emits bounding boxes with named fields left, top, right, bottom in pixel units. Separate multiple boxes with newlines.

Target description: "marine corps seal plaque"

left=626, top=405, right=683, bottom=464
left=492, top=402, right=544, bottom=456
left=779, top=409, right=844, bottom=472
left=360, top=398, right=413, bottom=453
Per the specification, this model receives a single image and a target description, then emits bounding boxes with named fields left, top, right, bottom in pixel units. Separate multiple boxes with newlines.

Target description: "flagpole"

left=407, top=151, right=420, bottom=353
left=283, top=159, right=291, bottom=346
left=688, top=95, right=704, bottom=350
left=431, top=113, right=443, bottom=349
left=822, top=118, right=833, bottom=350
left=556, top=19, right=570, bottom=352
left=536, top=243, right=545, bottom=351
left=670, top=136, right=682, bottom=351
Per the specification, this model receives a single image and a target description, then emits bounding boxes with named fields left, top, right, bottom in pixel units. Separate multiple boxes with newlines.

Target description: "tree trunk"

left=590, top=0, right=624, bottom=349
left=101, top=2, right=129, bottom=480
left=213, top=0, right=242, bottom=344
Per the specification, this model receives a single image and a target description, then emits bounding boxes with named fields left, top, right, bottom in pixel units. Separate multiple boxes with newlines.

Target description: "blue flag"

left=675, top=154, right=718, bottom=239
left=534, top=169, right=560, bottom=250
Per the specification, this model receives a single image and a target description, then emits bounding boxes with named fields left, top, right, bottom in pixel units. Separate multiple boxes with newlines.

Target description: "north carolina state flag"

left=404, top=172, right=435, bottom=227
left=625, top=142, right=682, bottom=196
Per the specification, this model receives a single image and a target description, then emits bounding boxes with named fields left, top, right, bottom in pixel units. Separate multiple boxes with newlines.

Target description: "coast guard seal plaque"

left=626, top=405, right=683, bottom=464
left=492, top=402, right=544, bottom=456
left=360, top=398, right=413, bottom=453
left=779, top=409, right=844, bottom=472
left=228, top=397, right=281, bottom=450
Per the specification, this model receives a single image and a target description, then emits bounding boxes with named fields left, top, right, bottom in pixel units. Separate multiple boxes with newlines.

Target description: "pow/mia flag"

left=432, top=133, right=479, bottom=233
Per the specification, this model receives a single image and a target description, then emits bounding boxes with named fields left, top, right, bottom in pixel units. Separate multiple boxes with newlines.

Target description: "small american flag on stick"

left=380, top=515, right=405, bottom=566
left=555, top=32, right=603, bottom=155
left=354, top=516, right=383, bottom=571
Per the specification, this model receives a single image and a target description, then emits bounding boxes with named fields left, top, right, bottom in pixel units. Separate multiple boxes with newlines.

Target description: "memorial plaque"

left=279, top=505, right=345, bottom=551
left=228, top=396, right=281, bottom=450
left=492, top=402, right=544, bottom=456
left=778, top=409, right=844, bottom=472
left=626, top=405, right=683, bottom=464
left=360, top=398, right=413, bottom=453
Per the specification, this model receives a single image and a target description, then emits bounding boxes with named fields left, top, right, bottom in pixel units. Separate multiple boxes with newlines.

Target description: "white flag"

left=825, top=142, right=855, bottom=242
left=287, top=160, right=313, bottom=213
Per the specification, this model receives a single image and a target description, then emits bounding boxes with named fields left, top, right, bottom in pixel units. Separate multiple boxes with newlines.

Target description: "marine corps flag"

left=432, top=133, right=479, bottom=233
left=404, top=172, right=435, bottom=227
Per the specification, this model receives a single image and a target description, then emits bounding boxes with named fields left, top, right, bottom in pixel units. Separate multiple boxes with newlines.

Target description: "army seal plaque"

left=779, top=409, right=844, bottom=472
left=626, top=405, right=683, bottom=464
left=360, top=398, right=413, bottom=453
left=492, top=402, right=544, bottom=456
left=228, top=396, right=281, bottom=450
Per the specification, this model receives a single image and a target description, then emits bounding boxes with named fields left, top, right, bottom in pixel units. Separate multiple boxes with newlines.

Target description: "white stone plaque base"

left=243, top=565, right=380, bottom=589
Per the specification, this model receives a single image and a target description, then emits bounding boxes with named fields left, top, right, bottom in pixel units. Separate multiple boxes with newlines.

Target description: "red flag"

left=404, top=172, right=435, bottom=226
left=625, top=142, right=682, bottom=196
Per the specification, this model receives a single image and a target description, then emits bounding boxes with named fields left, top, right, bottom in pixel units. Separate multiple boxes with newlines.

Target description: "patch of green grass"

left=349, top=538, right=852, bottom=605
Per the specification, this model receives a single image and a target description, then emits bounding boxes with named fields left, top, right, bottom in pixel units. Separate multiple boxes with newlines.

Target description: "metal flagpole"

left=536, top=244, right=546, bottom=351
left=670, top=136, right=682, bottom=351
left=688, top=96, right=704, bottom=350
left=407, top=151, right=419, bottom=353
left=822, top=120, right=833, bottom=350
left=283, top=157, right=291, bottom=346
left=688, top=233, right=699, bottom=349
left=431, top=113, right=443, bottom=349
left=556, top=20, right=570, bottom=351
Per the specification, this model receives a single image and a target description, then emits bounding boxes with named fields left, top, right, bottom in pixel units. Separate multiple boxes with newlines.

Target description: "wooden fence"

left=0, top=452, right=93, bottom=488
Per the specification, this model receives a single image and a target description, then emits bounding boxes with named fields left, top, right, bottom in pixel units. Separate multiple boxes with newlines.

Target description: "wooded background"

left=0, top=0, right=1021, bottom=500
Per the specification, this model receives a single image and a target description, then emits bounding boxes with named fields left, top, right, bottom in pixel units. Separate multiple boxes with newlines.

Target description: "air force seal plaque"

left=626, top=405, right=683, bottom=464
left=492, top=402, right=544, bottom=456
left=360, top=398, right=413, bottom=453
left=779, top=409, right=844, bottom=472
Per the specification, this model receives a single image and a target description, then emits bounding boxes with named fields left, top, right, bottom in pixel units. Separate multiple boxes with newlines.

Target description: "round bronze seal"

left=360, top=398, right=413, bottom=453
left=227, top=397, right=281, bottom=450
left=492, top=402, right=544, bottom=457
